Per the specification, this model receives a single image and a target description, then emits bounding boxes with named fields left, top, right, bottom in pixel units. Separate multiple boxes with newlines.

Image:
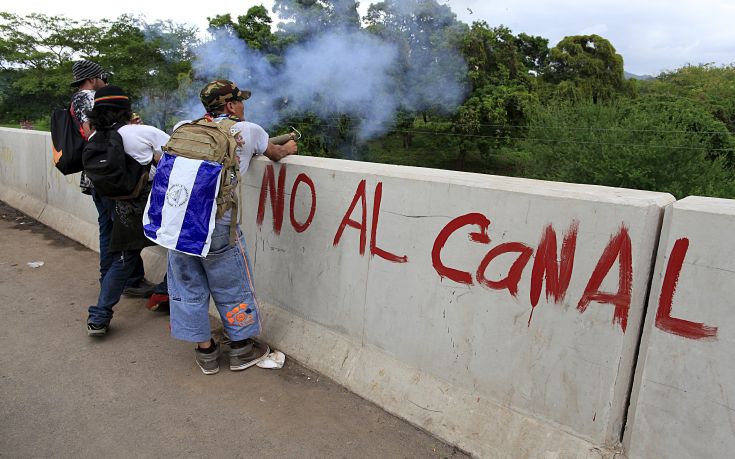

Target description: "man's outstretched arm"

left=263, top=140, right=298, bottom=161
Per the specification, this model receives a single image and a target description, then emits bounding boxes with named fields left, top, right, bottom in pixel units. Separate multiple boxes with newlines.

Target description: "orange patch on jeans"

left=226, top=303, right=255, bottom=327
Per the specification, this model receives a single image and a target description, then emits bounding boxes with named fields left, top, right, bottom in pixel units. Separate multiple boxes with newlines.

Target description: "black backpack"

left=50, top=106, right=86, bottom=175
left=82, top=123, right=149, bottom=199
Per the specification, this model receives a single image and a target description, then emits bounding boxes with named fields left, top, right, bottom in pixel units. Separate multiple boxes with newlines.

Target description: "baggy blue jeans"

left=87, top=249, right=144, bottom=325
left=167, top=224, right=262, bottom=343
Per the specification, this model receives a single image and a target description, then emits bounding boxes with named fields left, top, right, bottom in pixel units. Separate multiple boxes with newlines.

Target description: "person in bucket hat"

left=70, top=60, right=109, bottom=139
left=69, top=62, right=153, bottom=300
left=69, top=61, right=148, bottom=306
left=71, top=59, right=110, bottom=88
left=165, top=79, right=297, bottom=375
left=71, top=63, right=152, bottom=297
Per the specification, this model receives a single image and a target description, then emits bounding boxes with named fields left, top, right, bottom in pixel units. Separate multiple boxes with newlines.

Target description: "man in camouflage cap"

left=166, top=79, right=297, bottom=375
left=199, top=79, right=252, bottom=113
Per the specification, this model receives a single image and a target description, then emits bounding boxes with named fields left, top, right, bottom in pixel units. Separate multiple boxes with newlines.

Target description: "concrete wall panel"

left=42, top=132, right=101, bottom=250
left=241, top=155, right=674, bottom=455
left=625, top=197, right=735, bottom=459
left=45, top=168, right=98, bottom=233
left=358, top=172, right=670, bottom=445
left=241, top=159, right=371, bottom=339
left=0, top=130, right=167, bottom=274
left=0, top=128, right=48, bottom=217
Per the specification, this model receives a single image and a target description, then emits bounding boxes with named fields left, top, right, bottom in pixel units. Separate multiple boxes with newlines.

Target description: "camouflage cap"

left=199, top=79, right=251, bottom=112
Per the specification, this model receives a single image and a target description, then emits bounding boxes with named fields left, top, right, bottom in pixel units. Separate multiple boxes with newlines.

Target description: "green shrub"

left=511, top=97, right=735, bottom=198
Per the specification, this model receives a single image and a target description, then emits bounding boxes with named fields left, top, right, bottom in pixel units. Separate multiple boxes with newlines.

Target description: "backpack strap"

left=68, top=104, right=86, bottom=140
left=209, top=118, right=241, bottom=244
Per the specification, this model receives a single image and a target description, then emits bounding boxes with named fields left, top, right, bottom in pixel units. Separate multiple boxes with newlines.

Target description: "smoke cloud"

left=176, top=2, right=468, bottom=142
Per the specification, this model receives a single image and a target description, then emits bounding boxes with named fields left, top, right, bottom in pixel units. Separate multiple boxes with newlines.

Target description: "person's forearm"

left=267, top=145, right=288, bottom=161
left=264, top=141, right=297, bottom=161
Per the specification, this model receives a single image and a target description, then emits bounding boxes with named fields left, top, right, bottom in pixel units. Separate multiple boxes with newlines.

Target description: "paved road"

left=0, top=201, right=467, bottom=459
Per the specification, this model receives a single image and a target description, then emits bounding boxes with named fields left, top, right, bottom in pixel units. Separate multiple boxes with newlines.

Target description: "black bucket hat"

left=71, top=60, right=109, bottom=87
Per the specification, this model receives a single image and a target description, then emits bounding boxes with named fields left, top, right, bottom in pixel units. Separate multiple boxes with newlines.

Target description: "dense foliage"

left=1, top=5, right=733, bottom=198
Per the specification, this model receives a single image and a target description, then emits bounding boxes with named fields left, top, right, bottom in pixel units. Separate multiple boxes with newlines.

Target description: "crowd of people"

left=68, top=59, right=298, bottom=375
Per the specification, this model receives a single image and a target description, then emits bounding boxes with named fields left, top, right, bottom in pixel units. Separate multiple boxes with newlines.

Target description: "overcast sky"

left=6, top=0, right=734, bottom=75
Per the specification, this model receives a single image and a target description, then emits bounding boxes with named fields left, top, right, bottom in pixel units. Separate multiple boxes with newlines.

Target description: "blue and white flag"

left=143, top=152, right=222, bottom=257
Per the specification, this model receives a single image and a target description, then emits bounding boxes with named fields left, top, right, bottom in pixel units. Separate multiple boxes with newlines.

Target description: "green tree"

left=0, top=12, right=101, bottom=69
left=208, top=6, right=278, bottom=54
left=513, top=97, right=735, bottom=198
left=0, top=13, right=197, bottom=127
left=447, top=22, right=541, bottom=169
left=90, top=16, right=196, bottom=100
left=544, top=34, right=633, bottom=103
left=640, top=64, right=735, bottom=133
left=365, top=0, right=467, bottom=150
left=516, top=32, right=550, bottom=74
left=0, top=13, right=103, bottom=119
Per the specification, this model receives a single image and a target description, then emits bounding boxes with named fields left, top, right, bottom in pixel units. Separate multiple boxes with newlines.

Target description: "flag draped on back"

left=143, top=152, right=222, bottom=257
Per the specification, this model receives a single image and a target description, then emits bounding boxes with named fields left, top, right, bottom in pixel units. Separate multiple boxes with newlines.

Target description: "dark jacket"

left=109, top=183, right=154, bottom=252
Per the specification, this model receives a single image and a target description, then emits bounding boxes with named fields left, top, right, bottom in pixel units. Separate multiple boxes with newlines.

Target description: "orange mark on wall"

left=52, top=146, right=63, bottom=165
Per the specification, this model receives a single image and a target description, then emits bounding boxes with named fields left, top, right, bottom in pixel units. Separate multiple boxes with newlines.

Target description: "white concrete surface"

left=625, top=196, right=735, bottom=459
left=241, top=155, right=674, bottom=456
left=0, top=128, right=48, bottom=218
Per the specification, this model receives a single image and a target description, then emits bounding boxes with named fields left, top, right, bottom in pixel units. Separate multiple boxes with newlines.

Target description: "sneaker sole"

left=230, top=344, right=270, bottom=371
left=87, top=324, right=108, bottom=337
left=196, top=348, right=221, bottom=375
left=196, top=356, right=220, bottom=375
left=197, top=364, right=220, bottom=375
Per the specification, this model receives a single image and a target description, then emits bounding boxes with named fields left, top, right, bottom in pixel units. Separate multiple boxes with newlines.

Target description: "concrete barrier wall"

left=0, top=128, right=167, bottom=281
left=0, top=128, right=49, bottom=218
left=3, top=128, right=732, bottom=458
left=624, top=197, right=735, bottom=458
left=240, top=157, right=673, bottom=457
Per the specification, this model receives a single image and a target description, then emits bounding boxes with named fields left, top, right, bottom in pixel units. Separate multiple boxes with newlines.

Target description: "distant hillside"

left=625, top=71, right=655, bottom=80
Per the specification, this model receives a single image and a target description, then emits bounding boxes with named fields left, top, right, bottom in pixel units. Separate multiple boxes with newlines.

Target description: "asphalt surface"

left=0, top=200, right=467, bottom=459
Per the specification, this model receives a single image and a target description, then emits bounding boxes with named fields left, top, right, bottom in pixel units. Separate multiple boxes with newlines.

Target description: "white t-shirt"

left=88, top=124, right=169, bottom=165
left=117, top=124, right=170, bottom=165
left=173, top=117, right=270, bottom=225
left=230, top=120, right=269, bottom=174
left=87, top=123, right=169, bottom=179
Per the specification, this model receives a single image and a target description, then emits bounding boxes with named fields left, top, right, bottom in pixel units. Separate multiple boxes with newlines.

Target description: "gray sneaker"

left=87, top=322, right=109, bottom=337
left=195, top=344, right=221, bottom=375
left=229, top=339, right=269, bottom=371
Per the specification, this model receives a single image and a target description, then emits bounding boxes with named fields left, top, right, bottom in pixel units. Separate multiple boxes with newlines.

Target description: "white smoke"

left=179, top=5, right=468, bottom=141
left=278, top=30, right=400, bottom=140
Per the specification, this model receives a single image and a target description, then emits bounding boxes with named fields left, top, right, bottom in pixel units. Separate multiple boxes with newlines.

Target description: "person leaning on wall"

left=165, top=80, right=297, bottom=375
